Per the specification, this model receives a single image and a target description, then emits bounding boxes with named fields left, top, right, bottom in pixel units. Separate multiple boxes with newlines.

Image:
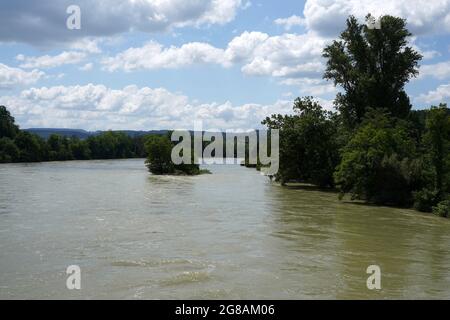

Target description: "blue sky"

left=0, top=0, right=449, bottom=131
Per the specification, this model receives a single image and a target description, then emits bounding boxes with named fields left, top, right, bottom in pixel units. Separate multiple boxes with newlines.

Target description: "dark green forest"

left=0, top=105, right=148, bottom=163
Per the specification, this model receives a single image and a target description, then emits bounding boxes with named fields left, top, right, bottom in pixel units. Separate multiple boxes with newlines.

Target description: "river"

left=0, top=159, right=449, bottom=299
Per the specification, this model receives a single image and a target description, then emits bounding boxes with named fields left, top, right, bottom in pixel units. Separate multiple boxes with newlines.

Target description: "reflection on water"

left=0, top=159, right=449, bottom=299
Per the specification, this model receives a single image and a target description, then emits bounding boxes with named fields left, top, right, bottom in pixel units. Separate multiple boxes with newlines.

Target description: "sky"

left=0, top=0, right=449, bottom=131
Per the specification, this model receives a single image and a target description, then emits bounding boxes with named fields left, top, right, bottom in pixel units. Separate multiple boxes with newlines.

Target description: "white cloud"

left=17, top=51, right=87, bottom=69
left=0, top=63, right=45, bottom=89
left=79, top=63, right=94, bottom=71
left=302, top=0, right=450, bottom=37
left=69, top=38, right=102, bottom=54
left=0, top=0, right=245, bottom=46
left=3, top=84, right=294, bottom=130
left=102, top=31, right=328, bottom=80
left=102, top=41, right=228, bottom=72
left=280, top=78, right=338, bottom=96
left=274, top=15, right=305, bottom=30
left=417, top=83, right=450, bottom=104
left=419, top=61, right=450, bottom=80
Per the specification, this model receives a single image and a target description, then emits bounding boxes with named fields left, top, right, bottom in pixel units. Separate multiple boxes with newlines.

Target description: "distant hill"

left=24, top=128, right=168, bottom=139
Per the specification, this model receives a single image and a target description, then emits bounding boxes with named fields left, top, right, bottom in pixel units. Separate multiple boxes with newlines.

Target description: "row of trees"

left=0, top=105, right=147, bottom=163
left=261, top=15, right=450, bottom=217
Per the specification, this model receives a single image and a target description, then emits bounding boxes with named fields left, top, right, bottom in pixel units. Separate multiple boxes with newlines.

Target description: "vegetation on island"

left=144, top=134, right=210, bottom=175
left=259, top=14, right=450, bottom=217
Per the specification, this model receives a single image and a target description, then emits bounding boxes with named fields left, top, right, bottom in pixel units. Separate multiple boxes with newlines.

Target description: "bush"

left=432, top=200, right=450, bottom=218
left=413, top=189, right=438, bottom=212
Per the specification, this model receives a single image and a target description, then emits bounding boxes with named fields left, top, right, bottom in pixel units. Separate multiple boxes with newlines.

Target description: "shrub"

left=413, top=189, right=438, bottom=212
left=432, top=200, right=450, bottom=218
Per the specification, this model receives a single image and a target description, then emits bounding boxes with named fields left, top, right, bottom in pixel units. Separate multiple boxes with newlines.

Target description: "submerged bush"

left=432, top=200, right=450, bottom=218
left=413, top=189, right=439, bottom=212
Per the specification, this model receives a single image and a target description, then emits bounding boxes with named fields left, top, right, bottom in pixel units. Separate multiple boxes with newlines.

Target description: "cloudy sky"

left=0, top=0, right=449, bottom=131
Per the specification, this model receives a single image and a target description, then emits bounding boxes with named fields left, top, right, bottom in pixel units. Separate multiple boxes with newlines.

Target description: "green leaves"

left=323, top=15, right=422, bottom=128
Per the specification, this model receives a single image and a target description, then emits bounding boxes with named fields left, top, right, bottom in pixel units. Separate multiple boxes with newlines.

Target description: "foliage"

left=0, top=106, right=149, bottom=163
left=263, top=97, right=340, bottom=187
left=323, top=15, right=422, bottom=128
left=334, top=110, right=421, bottom=206
left=423, top=104, right=450, bottom=199
left=0, top=137, right=20, bottom=163
left=432, top=200, right=450, bottom=218
left=0, top=105, right=20, bottom=139
left=414, top=189, right=439, bottom=213
left=144, top=134, right=206, bottom=175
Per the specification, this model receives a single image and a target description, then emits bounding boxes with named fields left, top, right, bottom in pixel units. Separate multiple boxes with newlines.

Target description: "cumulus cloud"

left=0, top=63, right=45, bottom=89
left=274, top=15, right=305, bottom=30
left=417, top=84, right=450, bottom=104
left=16, top=51, right=87, bottom=69
left=0, top=0, right=245, bottom=46
left=79, top=63, right=94, bottom=71
left=102, top=31, right=328, bottom=80
left=302, top=0, right=450, bottom=37
left=419, top=61, right=450, bottom=80
left=3, top=84, right=294, bottom=130
left=102, top=41, right=228, bottom=72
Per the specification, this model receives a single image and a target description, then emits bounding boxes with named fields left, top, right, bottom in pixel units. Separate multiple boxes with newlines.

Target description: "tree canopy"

left=323, top=15, right=422, bottom=128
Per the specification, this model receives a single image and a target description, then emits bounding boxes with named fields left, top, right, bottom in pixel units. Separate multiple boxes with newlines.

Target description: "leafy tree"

left=145, top=135, right=175, bottom=174
left=334, top=110, right=423, bottom=206
left=263, top=97, right=340, bottom=187
left=144, top=134, right=205, bottom=175
left=0, top=137, right=20, bottom=162
left=0, top=105, right=19, bottom=139
left=423, top=104, right=450, bottom=199
left=70, top=137, right=91, bottom=160
left=47, top=134, right=74, bottom=161
left=14, top=131, right=45, bottom=162
left=323, top=15, right=422, bottom=128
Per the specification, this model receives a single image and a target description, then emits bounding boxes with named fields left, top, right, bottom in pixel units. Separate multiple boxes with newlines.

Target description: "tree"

left=145, top=135, right=175, bottom=174
left=0, top=137, right=19, bottom=163
left=47, top=134, right=74, bottom=161
left=423, top=104, right=450, bottom=199
left=263, top=97, right=340, bottom=187
left=323, top=15, right=422, bottom=128
left=0, top=105, right=19, bottom=139
left=14, top=131, right=45, bottom=162
left=334, top=110, right=423, bottom=206
left=144, top=134, right=205, bottom=175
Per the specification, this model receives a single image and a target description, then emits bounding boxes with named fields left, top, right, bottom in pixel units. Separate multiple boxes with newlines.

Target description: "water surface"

left=0, top=159, right=449, bottom=299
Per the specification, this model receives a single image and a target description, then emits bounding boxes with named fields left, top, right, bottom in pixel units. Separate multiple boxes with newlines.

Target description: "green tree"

left=14, top=131, right=45, bottom=162
left=323, top=15, right=422, bottom=128
left=145, top=135, right=175, bottom=174
left=47, top=134, right=74, bottom=161
left=0, top=137, right=20, bottom=162
left=334, top=110, right=423, bottom=206
left=144, top=134, right=204, bottom=175
left=263, top=97, right=340, bottom=187
left=423, top=104, right=450, bottom=199
left=0, top=105, right=20, bottom=139
left=70, top=137, right=91, bottom=160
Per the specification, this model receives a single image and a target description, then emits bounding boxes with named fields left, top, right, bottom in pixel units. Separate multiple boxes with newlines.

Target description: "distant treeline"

left=1, top=106, right=149, bottom=162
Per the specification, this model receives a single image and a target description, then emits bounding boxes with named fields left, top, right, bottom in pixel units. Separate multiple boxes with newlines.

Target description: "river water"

left=0, top=159, right=449, bottom=299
